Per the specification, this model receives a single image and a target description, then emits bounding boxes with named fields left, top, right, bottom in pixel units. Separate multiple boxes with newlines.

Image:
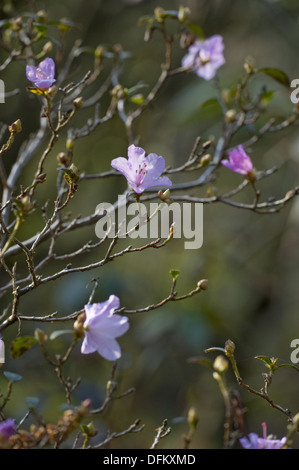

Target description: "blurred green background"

left=1, top=0, right=299, bottom=449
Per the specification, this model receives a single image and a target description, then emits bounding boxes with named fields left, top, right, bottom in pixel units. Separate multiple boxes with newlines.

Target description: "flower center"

left=196, top=53, right=210, bottom=67
left=135, top=162, right=148, bottom=186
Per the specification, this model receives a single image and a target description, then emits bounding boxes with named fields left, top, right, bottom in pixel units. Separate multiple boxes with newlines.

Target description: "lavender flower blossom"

left=0, top=418, right=16, bottom=440
left=240, top=422, right=288, bottom=449
left=81, top=295, right=129, bottom=361
left=26, top=57, right=56, bottom=89
left=111, top=144, right=172, bottom=195
left=221, top=145, right=254, bottom=176
left=182, top=35, right=225, bottom=80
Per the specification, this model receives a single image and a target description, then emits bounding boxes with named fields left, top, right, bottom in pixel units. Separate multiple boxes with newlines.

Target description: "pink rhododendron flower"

left=240, top=422, right=288, bottom=449
left=26, top=57, right=56, bottom=89
left=111, top=144, right=172, bottom=195
left=81, top=295, right=129, bottom=361
left=182, top=35, right=225, bottom=80
left=221, top=144, right=254, bottom=175
left=0, top=418, right=16, bottom=440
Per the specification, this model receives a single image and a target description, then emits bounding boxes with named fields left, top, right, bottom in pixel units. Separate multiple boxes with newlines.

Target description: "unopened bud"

left=95, top=45, right=104, bottom=59
left=36, top=10, right=48, bottom=22
left=19, top=196, right=34, bottom=214
left=9, top=119, right=22, bottom=134
left=245, top=168, right=257, bottom=184
left=225, top=109, right=237, bottom=123
left=197, top=279, right=208, bottom=290
left=57, top=152, right=72, bottom=167
left=34, top=328, right=48, bottom=343
left=66, top=139, right=73, bottom=151
left=83, top=422, right=98, bottom=438
left=158, top=188, right=171, bottom=202
left=73, top=313, right=86, bottom=338
left=200, top=154, right=211, bottom=166
left=43, top=41, right=53, bottom=54
left=244, top=57, right=255, bottom=75
left=224, top=339, right=236, bottom=357
left=106, top=380, right=117, bottom=395
left=73, top=97, right=83, bottom=109
left=154, top=7, right=165, bottom=22
left=45, top=85, right=57, bottom=98
left=187, top=406, right=199, bottom=429
left=213, top=355, right=229, bottom=373
left=178, top=6, right=191, bottom=22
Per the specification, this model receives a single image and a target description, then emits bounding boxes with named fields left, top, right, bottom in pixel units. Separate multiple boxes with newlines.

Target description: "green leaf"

left=33, top=22, right=48, bottom=36
left=255, top=355, right=274, bottom=367
left=10, top=336, right=37, bottom=359
left=200, top=98, right=220, bottom=109
left=49, top=329, right=74, bottom=340
left=4, top=371, right=23, bottom=383
left=187, top=356, right=214, bottom=369
left=276, top=363, right=299, bottom=372
left=169, top=269, right=180, bottom=280
left=258, top=67, right=290, bottom=87
left=260, top=89, right=276, bottom=105
left=187, top=23, right=205, bottom=39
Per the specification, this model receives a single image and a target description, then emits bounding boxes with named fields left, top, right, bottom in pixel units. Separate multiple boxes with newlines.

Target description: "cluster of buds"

left=7, top=400, right=92, bottom=449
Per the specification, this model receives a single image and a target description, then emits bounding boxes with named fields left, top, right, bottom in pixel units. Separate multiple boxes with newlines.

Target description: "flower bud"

left=36, top=10, right=48, bottom=22
left=213, top=355, right=229, bottom=373
left=45, top=85, right=57, bottom=98
left=43, top=41, right=53, bottom=54
left=73, top=97, right=83, bottom=109
left=106, top=380, right=117, bottom=395
left=200, top=154, right=211, bottom=166
left=73, top=313, right=86, bottom=338
left=224, top=339, right=236, bottom=357
left=95, top=45, right=104, bottom=59
left=154, top=7, right=165, bottom=23
left=244, top=57, right=255, bottom=75
left=57, top=152, right=72, bottom=167
left=34, top=328, right=48, bottom=344
left=66, top=139, right=73, bottom=151
left=225, top=109, right=237, bottom=123
left=158, top=188, right=171, bottom=202
left=178, top=6, right=191, bottom=23
left=9, top=119, right=22, bottom=134
left=197, top=279, right=208, bottom=290
left=187, top=406, right=199, bottom=429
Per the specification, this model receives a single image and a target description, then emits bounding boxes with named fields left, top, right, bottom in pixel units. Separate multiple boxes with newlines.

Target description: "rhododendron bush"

left=0, top=0, right=299, bottom=452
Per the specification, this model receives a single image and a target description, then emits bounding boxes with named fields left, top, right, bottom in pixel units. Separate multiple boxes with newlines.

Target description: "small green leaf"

left=255, top=355, right=274, bottom=366
left=260, top=89, right=275, bottom=105
left=10, top=336, right=37, bottom=359
left=187, top=23, right=205, bottom=39
left=169, top=269, right=180, bottom=280
left=276, top=363, right=299, bottom=372
left=33, top=22, right=48, bottom=35
left=49, top=329, right=74, bottom=340
left=200, top=98, right=220, bottom=109
left=187, top=356, right=214, bottom=369
left=4, top=371, right=23, bottom=383
left=258, top=67, right=290, bottom=87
